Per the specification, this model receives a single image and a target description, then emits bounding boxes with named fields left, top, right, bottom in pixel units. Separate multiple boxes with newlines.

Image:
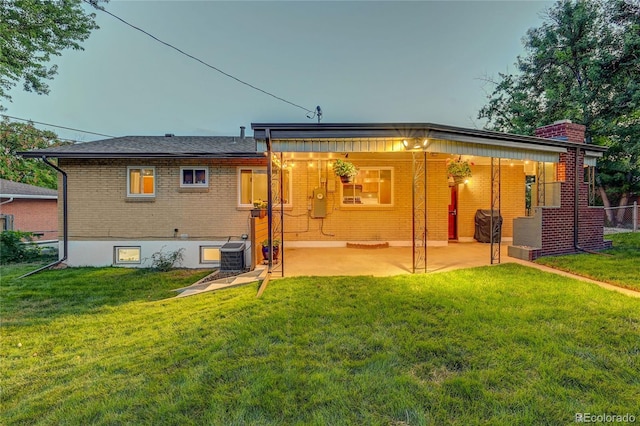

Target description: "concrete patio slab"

left=274, top=242, right=516, bottom=277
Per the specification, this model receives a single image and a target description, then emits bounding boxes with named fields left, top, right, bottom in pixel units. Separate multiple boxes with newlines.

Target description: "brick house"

left=20, top=121, right=609, bottom=271
left=0, top=179, right=58, bottom=241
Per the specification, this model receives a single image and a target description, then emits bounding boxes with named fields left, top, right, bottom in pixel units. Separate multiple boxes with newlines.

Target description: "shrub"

left=150, top=247, right=185, bottom=271
left=0, top=231, right=41, bottom=264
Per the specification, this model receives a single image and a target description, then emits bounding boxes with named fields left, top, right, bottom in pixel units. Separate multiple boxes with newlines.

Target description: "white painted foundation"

left=62, top=240, right=252, bottom=269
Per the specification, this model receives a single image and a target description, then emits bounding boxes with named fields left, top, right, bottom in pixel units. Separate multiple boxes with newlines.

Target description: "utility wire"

left=2, top=115, right=115, bottom=138
left=85, top=0, right=316, bottom=116
left=2, top=127, right=83, bottom=145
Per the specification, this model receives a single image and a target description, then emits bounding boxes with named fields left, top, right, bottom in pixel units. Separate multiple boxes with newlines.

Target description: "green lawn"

left=1, top=263, right=638, bottom=425
left=536, top=232, right=640, bottom=292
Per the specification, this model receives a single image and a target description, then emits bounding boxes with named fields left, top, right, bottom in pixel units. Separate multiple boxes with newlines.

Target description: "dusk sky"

left=5, top=1, right=553, bottom=142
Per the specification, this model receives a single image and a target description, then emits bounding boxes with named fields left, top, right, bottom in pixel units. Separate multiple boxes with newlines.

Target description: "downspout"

left=574, top=147, right=582, bottom=251
left=19, top=156, right=67, bottom=278
left=0, top=197, right=15, bottom=206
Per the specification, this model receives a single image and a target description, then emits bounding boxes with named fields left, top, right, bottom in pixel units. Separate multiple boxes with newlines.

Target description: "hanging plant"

left=333, top=159, right=358, bottom=183
left=446, top=157, right=473, bottom=179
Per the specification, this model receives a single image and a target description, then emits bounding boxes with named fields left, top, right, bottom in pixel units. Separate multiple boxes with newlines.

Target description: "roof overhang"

left=252, top=122, right=607, bottom=162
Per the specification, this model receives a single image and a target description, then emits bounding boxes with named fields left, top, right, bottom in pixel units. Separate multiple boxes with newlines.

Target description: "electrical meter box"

left=312, top=187, right=327, bottom=218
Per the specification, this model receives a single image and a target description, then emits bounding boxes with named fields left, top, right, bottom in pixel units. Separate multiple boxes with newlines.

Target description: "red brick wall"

left=0, top=199, right=58, bottom=240
left=530, top=120, right=610, bottom=257
left=537, top=148, right=610, bottom=257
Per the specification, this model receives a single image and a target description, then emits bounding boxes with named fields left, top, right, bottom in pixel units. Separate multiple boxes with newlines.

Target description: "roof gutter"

left=0, top=194, right=57, bottom=200
left=19, top=156, right=68, bottom=278
left=18, top=152, right=266, bottom=160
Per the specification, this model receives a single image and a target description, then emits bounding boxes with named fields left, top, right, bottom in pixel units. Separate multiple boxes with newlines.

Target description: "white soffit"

left=426, top=139, right=562, bottom=162
left=258, top=138, right=403, bottom=153
left=258, top=135, right=565, bottom=163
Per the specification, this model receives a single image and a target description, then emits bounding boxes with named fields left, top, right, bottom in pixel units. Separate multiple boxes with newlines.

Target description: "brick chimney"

left=535, top=119, right=586, bottom=143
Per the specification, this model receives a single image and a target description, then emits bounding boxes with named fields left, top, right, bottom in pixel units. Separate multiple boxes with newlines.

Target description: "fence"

left=603, top=202, right=638, bottom=233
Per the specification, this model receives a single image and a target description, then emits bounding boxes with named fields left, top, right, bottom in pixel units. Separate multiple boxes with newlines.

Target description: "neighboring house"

left=0, top=179, right=58, bottom=241
left=20, top=121, right=610, bottom=272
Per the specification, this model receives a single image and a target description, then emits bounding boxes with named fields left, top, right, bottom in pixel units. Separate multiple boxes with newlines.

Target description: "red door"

left=448, top=186, right=458, bottom=240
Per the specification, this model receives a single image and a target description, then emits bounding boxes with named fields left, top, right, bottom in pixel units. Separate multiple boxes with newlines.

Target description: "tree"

left=0, top=0, right=102, bottom=110
left=479, top=0, right=640, bottom=217
left=0, top=117, right=69, bottom=188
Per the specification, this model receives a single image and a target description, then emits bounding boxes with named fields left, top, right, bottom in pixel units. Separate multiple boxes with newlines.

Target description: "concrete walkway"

left=173, top=266, right=268, bottom=297
left=510, top=259, right=640, bottom=298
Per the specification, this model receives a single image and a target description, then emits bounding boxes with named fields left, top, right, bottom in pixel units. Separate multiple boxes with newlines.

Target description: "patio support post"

left=278, top=152, right=284, bottom=277
left=265, top=129, right=273, bottom=273
left=412, top=151, right=427, bottom=273
left=490, top=157, right=501, bottom=264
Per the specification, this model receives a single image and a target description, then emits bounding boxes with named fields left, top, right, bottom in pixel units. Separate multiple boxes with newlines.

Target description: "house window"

left=238, top=168, right=291, bottom=207
left=114, top=246, right=141, bottom=264
left=128, top=167, right=155, bottom=197
left=200, top=246, right=221, bottom=264
left=341, top=168, right=393, bottom=206
left=181, top=167, right=208, bottom=187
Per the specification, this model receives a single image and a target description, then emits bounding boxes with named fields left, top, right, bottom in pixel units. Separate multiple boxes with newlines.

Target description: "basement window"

left=114, top=246, right=141, bottom=264
left=200, top=246, right=221, bottom=264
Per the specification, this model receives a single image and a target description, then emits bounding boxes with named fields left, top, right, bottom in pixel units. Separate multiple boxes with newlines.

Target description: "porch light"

left=402, top=139, right=429, bottom=150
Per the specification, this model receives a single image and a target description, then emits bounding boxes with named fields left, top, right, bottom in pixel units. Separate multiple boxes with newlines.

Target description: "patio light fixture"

left=402, top=138, right=429, bottom=150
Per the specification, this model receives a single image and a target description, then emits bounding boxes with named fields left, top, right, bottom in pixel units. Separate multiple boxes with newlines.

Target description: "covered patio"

left=250, top=122, right=607, bottom=278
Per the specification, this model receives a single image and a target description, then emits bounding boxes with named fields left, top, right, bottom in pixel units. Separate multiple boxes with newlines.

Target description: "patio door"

left=448, top=186, right=458, bottom=240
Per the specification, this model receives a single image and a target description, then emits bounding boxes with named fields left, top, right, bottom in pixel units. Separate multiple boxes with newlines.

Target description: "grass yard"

left=1, top=263, right=639, bottom=425
left=537, top=232, right=640, bottom=292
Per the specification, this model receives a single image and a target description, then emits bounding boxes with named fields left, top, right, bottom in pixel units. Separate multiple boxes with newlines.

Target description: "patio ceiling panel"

left=260, top=137, right=562, bottom=162
left=258, top=138, right=403, bottom=153
left=251, top=123, right=602, bottom=163
left=426, top=139, right=562, bottom=162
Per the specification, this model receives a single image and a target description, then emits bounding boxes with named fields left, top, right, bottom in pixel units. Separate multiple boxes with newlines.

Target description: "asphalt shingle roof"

left=0, top=179, right=58, bottom=198
left=19, top=136, right=260, bottom=159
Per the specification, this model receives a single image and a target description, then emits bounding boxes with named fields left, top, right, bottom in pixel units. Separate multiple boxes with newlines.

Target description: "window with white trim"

left=181, top=167, right=208, bottom=187
left=238, top=167, right=292, bottom=207
left=127, top=167, right=155, bottom=197
left=341, top=167, right=393, bottom=206
left=114, top=246, right=141, bottom=264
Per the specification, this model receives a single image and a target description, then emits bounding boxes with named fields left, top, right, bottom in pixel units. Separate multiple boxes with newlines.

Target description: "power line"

left=2, top=115, right=115, bottom=138
left=2, top=127, right=84, bottom=145
left=85, top=0, right=317, bottom=116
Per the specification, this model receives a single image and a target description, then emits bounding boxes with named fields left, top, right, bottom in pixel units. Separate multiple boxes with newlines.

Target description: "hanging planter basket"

left=448, top=176, right=465, bottom=187
left=251, top=208, right=266, bottom=218
left=446, top=157, right=473, bottom=186
left=333, top=159, right=357, bottom=184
